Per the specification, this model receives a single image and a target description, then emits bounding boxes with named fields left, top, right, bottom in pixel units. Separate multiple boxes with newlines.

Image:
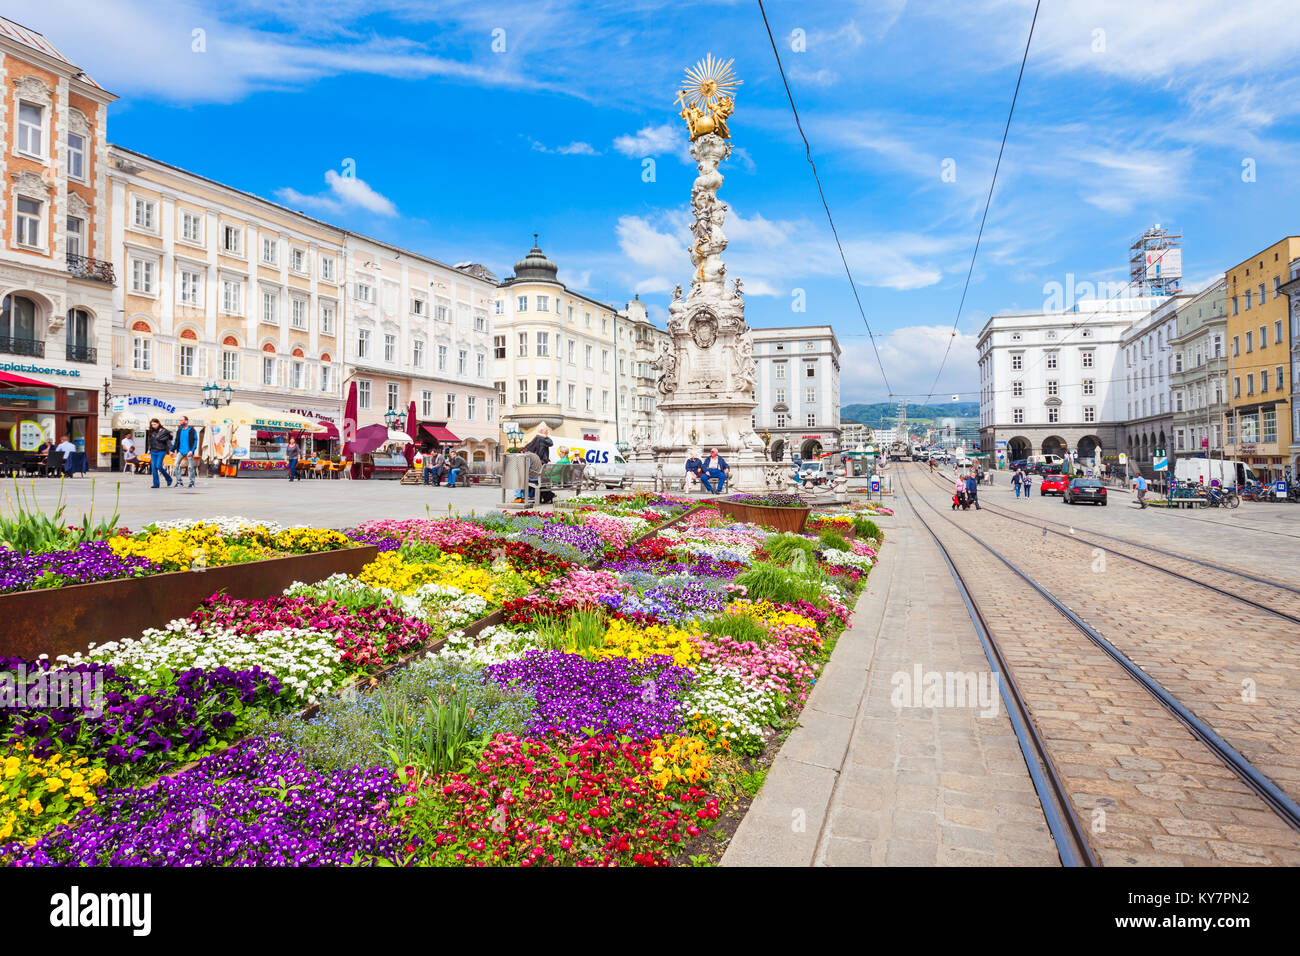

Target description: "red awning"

left=313, top=420, right=339, bottom=439
left=420, top=424, right=460, bottom=442
left=0, top=370, right=51, bottom=387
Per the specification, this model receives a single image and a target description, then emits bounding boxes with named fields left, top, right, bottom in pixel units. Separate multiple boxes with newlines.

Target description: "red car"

left=1040, top=473, right=1070, bottom=496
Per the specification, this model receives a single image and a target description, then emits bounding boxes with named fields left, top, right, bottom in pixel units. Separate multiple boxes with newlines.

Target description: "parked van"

left=1173, top=457, right=1257, bottom=488
left=561, top=440, right=628, bottom=487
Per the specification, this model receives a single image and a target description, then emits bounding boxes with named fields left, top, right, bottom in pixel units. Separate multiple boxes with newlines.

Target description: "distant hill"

left=841, top=402, right=979, bottom=427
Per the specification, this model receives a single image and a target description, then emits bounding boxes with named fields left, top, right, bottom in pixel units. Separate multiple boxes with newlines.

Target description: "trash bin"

left=502, top=454, right=529, bottom=505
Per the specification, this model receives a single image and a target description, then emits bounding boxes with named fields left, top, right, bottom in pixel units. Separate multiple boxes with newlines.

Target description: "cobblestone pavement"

left=899, top=467, right=1300, bottom=866
left=723, top=483, right=1061, bottom=867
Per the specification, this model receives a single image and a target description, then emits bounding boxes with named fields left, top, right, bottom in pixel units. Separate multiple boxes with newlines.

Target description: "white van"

left=1173, top=457, right=1257, bottom=488
left=561, top=440, right=628, bottom=487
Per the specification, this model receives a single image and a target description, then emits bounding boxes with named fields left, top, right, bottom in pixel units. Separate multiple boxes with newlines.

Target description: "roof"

left=0, top=16, right=103, bottom=89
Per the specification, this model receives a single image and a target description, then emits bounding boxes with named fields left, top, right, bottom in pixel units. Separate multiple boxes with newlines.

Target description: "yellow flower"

left=45, top=778, right=62, bottom=793
left=28, top=799, right=42, bottom=815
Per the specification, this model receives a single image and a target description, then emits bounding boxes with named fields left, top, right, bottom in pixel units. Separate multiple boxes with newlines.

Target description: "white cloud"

left=787, top=66, right=838, bottom=87
left=277, top=169, right=398, bottom=216
left=529, top=138, right=599, bottom=155
left=838, top=325, right=980, bottom=403
left=612, top=123, right=682, bottom=158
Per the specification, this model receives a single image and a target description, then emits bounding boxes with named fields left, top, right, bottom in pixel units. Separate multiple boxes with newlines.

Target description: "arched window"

left=66, top=308, right=93, bottom=362
left=1, top=294, right=40, bottom=355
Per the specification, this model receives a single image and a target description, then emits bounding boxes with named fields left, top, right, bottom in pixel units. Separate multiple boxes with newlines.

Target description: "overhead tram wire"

left=924, top=0, right=1042, bottom=406
left=756, top=0, right=893, bottom=397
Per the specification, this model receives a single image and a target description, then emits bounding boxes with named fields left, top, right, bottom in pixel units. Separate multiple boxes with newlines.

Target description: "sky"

left=15, top=0, right=1300, bottom=404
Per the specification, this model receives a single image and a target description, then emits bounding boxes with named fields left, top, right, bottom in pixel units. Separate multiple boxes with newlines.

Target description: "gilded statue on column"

left=674, top=54, right=742, bottom=141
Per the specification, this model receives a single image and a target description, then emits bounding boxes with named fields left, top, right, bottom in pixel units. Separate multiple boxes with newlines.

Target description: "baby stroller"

left=952, top=489, right=971, bottom=510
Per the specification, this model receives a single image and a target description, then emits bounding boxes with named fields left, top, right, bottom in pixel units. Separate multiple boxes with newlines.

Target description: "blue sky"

left=15, top=0, right=1300, bottom=403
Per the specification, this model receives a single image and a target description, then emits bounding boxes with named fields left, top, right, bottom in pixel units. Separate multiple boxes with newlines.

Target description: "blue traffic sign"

left=1276, top=481, right=1288, bottom=495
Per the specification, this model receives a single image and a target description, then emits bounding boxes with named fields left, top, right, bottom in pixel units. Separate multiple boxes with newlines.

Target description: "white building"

left=752, top=325, right=840, bottom=462
left=341, top=235, right=499, bottom=465
left=1120, top=293, right=1188, bottom=473
left=978, top=300, right=1162, bottom=467
left=614, top=296, right=667, bottom=450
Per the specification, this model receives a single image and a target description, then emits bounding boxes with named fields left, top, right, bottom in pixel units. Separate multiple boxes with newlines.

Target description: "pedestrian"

left=1012, top=468, right=1022, bottom=498
left=146, top=418, right=174, bottom=488
left=952, top=471, right=966, bottom=510
left=171, top=416, right=199, bottom=489
left=286, top=437, right=301, bottom=481
left=700, top=447, right=730, bottom=494
left=514, top=427, right=552, bottom=502
left=1134, top=473, right=1148, bottom=509
left=424, top=447, right=445, bottom=486
left=964, top=470, right=981, bottom=510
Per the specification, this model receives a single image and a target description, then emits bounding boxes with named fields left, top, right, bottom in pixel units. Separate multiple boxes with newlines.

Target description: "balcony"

left=66, top=253, right=116, bottom=285
left=0, top=336, right=44, bottom=358
left=66, top=343, right=97, bottom=363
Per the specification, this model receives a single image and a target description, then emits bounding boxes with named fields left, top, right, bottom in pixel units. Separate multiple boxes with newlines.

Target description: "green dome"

left=513, top=234, right=559, bottom=281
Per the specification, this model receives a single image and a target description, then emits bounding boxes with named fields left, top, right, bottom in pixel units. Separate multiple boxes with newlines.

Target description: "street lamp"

left=384, top=407, right=401, bottom=429
left=202, top=382, right=232, bottom=409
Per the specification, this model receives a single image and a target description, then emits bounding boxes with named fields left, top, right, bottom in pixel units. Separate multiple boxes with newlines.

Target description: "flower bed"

left=714, top=494, right=811, bottom=533
left=2, top=500, right=881, bottom=867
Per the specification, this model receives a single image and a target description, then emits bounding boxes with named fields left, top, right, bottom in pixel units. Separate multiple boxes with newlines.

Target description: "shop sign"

left=8, top=421, right=46, bottom=450
left=124, top=396, right=178, bottom=414
left=0, top=361, right=81, bottom=378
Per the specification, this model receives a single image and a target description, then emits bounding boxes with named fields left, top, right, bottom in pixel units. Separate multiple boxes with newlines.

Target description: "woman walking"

left=286, top=437, right=301, bottom=481
left=146, top=418, right=173, bottom=488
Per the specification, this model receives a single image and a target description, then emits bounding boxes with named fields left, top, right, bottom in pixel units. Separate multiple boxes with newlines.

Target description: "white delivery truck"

left=1173, top=457, right=1257, bottom=488
left=561, top=440, right=628, bottom=488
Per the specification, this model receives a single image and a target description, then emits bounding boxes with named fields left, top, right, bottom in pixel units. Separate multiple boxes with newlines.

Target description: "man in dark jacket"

left=964, top=471, right=981, bottom=510
left=700, top=447, right=730, bottom=494
left=146, top=418, right=174, bottom=488
left=685, top=454, right=703, bottom=490
left=514, top=426, right=552, bottom=503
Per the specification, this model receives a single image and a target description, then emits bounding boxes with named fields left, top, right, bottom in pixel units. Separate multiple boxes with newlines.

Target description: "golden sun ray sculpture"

left=675, top=54, right=742, bottom=141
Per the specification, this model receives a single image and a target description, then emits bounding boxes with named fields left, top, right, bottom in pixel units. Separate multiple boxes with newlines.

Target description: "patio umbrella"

left=342, top=380, right=359, bottom=478
left=404, top=400, right=418, bottom=466
left=350, top=423, right=391, bottom=455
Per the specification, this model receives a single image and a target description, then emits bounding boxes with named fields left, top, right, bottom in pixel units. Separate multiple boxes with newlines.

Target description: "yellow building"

left=1224, top=237, right=1299, bottom=481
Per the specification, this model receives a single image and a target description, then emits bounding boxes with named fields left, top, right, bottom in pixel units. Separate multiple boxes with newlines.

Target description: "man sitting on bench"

left=699, top=447, right=730, bottom=494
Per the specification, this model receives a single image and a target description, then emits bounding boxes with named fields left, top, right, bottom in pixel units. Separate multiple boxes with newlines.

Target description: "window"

left=1275, top=276, right=1283, bottom=298
left=262, top=238, right=278, bottom=265
left=1259, top=325, right=1267, bottom=349
left=1081, top=329, right=1093, bottom=339
left=466, top=396, right=476, bottom=420
left=775, top=362, right=787, bottom=380
left=15, top=197, right=42, bottom=247
left=1175, top=391, right=1184, bottom=412
left=1176, top=428, right=1185, bottom=451
left=1262, top=369, right=1269, bottom=393
left=358, top=380, right=371, bottom=409
left=585, top=345, right=593, bottom=369
left=567, top=340, right=576, bottom=364
left=1234, top=377, right=1241, bottom=398
left=1246, top=331, right=1254, bottom=352
left=536, top=295, right=549, bottom=312
left=517, top=332, right=528, bottom=357
left=1245, top=290, right=1253, bottom=310
left=411, top=296, right=426, bottom=317
left=1011, top=332, right=1022, bottom=341
left=1046, top=380, right=1058, bottom=396
left=458, top=349, right=467, bottom=374
left=486, top=397, right=495, bottom=421
left=1276, top=320, right=1284, bottom=345
left=1084, top=406, right=1096, bottom=423
left=1081, top=351, right=1094, bottom=369
left=536, top=332, right=550, bottom=357
left=222, top=349, right=239, bottom=381
left=131, top=258, right=156, bottom=295
left=220, top=279, right=241, bottom=314
left=805, top=387, right=817, bottom=403
left=1232, top=296, right=1239, bottom=316
left=388, top=383, right=400, bottom=411
left=1012, top=407, right=1024, bottom=424
left=1264, top=408, right=1278, bottom=444
left=66, top=132, right=86, bottom=181
left=476, top=353, right=485, bottom=377
left=435, top=304, right=449, bottom=323
left=602, top=349, right=610, bottom=372
left=585, top=387, right=593, bottom=411
left=262, top=356, right=275, bottom=386
left=1259, top=283, right=1266, bottom=305
left=567, top=384, right=576, bottom=408
left=535, top=379, right=549, bottom=404
left=384, top=334, right=396, bottom=363
left=1011, top=353, right=1023, bottom=370
left=222, top=225, right=242, bottom=255
left=357, top=328, right=371, bottom=359
left=356, top=282, right=373, bottom=303
left=292, top=362, right=304, bottom=390
left=805, top=362, right=816, bottom=378
left=17, top=102, right=44, bottom=156
left=1083, top=379, right=1094, bottom=395
left=180, top=270, right=202, bottom=306
left=413, top=340, right=425, bottom=368
left=1045, top=351, right=1058, bottom=369
left=1278, top=365, right=1286, bottom=392
left=317, top=364, right=331, bottom=393
left=475, top=314, right=487, bottom=333
left=494, top=335, right=506, bottom=359
left=291, top=298, right=307, bottom=329
left=495, top=300, right=505, bottom=316
left=1247, top=374, right=1254, bottom=396
left=320, top=256, right=335, bottom=281
left=131, top=336, right=151, bottom=371
left=1046, top=330, right=1057, bottom=341
left=181, top=211, right=203, bottom=243
left=775, top=342, right=786, bottom=352
left=1175, top=352, right=1183, bottom=373
left=1233, top=335, right=1240, bottom=356
left=262, top=289, right=278, bottom=325
left=290, top=248, right=306, bottom=274
left=516, top=296, right=528, bottom=312
left=517, top=379, right=528, bottom=405
left=421, top=390, right=433, bottom=417
left=601, top=389, right=609, bottom=412
left=806, top=413, right=817, bottom=427
left=320, top=303, right=336, bottom=335
left=1012, top=381, right=1023, bottom=397
left=438, top=345, right=448, bottom=371
left=1047, top=407, right=1059, bottom=424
